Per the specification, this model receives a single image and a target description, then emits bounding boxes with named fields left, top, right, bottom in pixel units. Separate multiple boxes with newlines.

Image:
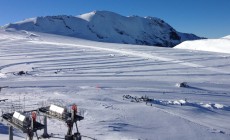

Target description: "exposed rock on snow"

left=3, top=11, right=202, bottom=47
left=176, top=82, right=189, bottom=88
left=175, top=35, right=230, bottom=54
left=13, top=71, right=30, bottom=76
left=123, top=95, right=230, bottom=111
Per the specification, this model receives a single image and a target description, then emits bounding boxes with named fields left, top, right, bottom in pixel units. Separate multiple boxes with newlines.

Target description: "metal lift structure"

left=1, top=111, right=45, bottom=140
left=38, top=104, right=84, bottom=140
left=1, top=103, right=84, bottom=140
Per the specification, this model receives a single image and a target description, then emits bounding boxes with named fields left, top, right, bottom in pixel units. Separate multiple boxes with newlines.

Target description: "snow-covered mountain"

left=175, top=35, right=230, bottom=54
left=2, top=11, right=202, bottom=47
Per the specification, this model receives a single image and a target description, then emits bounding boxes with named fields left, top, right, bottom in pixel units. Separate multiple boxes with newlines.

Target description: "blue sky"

left=0, top=0, right=229, bottom=38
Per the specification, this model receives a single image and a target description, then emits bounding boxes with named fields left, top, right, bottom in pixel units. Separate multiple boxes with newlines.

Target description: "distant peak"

left=3, top=10, right=202, bottom=47
left=97, top=10, right=124, bottom=17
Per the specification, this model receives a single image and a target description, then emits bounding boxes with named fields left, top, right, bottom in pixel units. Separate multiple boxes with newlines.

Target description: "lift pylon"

left=2, top=111, right=45, bottom=140
left=38, top=104, right=84, bottom=140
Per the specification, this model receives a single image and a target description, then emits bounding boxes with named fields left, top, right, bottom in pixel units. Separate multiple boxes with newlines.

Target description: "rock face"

left=3, top=11, right=203, bottom=47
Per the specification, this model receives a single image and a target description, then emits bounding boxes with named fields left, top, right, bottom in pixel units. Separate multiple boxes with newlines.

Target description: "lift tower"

left=38, top=104, right=84, bottom=140
left=2, top=111, right=45, bottom=140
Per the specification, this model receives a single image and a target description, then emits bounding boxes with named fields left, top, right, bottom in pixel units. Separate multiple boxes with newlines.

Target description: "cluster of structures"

left=1, top=102, right=84, bottom=140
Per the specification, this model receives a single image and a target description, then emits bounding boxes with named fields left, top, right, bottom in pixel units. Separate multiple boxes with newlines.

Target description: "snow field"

left=175, top=37, right=230, bottom=54
left=0, top=30, right=230, bottom=140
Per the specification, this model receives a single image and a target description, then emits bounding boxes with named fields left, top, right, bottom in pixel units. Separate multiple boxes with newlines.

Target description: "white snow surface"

left=222, top=35, right=230, bottom=39
left=0, top=73, right=6, bottom=78
left=0, top=30, right=230, bottom=140
left=175, top=36, right=230, bottom=54
left=214, top=103, right=224, bottom=109
left=2, top=11, right=201, bottom=47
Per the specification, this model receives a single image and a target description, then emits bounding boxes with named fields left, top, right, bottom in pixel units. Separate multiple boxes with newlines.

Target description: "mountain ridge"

left=3, top=11, right=203, bottom=47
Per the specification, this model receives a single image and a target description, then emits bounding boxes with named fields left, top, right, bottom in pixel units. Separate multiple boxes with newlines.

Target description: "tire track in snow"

left=29, top=41, right=230, bottom=74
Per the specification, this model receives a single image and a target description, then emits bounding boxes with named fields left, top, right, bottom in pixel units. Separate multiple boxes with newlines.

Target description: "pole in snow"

left=42, top=116, right=50, bottom=138
left=9, top=126, right=13, bottom=140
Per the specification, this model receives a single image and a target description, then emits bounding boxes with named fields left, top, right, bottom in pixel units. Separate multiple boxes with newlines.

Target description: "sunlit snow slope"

left=0, top=30, right=230, bottom=140
left=2, top=11, right=202, bottom=47
left=175, top=35, right=230, bottom=54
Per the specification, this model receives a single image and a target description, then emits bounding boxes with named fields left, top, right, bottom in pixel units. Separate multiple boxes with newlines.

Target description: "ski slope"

left=0, top=30, right=230, bottom=140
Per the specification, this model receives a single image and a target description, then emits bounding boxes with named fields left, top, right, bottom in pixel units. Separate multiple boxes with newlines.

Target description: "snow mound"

left=3, top=11, right=202, bottom=47
left=201, top=103, right=212, bottom=108
left=175, top=35, right=230, bottom=54
left=0, top=73, right=6, bottom=78
left=214, top=103, right=224, bottom=109
left=222, top=35, right=230, bottom=39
